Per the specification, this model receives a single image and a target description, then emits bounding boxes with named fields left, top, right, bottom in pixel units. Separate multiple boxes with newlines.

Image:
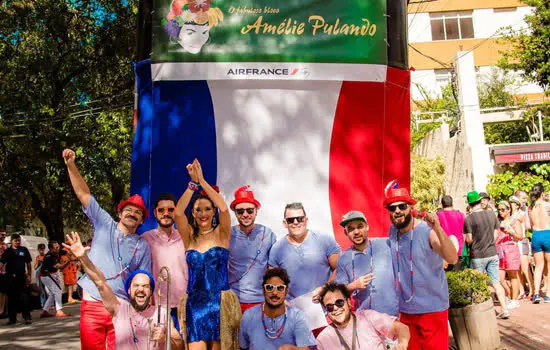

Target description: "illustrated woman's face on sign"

left=178, top=23, right=209, bottom=54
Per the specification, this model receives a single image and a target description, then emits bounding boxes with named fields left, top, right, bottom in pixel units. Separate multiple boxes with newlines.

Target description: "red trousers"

left=400, top=310, right=449, bottom=350
left=80, top=300, right=115, bottom=350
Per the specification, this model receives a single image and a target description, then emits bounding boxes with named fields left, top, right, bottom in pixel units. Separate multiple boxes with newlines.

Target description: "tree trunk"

left=31, top=189, right=65, bottom=242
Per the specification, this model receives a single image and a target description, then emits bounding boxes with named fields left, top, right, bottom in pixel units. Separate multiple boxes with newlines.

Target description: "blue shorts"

left=532, top=230, right=550, bottom=253
left=471, top=255, right=500, bottom=285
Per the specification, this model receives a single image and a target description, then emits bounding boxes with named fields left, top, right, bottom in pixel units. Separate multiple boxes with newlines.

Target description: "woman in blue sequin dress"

left=175, top=159, right=240, bottom=350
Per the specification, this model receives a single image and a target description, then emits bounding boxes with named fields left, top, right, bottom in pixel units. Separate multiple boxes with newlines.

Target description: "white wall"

left=474, top=7, right=531, bottom=39
left=409, top=6, right=532, bottom=44
left=408, top=12, right=432, bottom=43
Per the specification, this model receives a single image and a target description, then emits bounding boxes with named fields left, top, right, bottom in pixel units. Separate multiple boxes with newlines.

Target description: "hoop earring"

left=212, top=215, right=217, bottom=227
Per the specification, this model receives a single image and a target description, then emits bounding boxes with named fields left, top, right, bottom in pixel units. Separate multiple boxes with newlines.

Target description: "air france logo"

left=227, top=67, right=310, bottom=78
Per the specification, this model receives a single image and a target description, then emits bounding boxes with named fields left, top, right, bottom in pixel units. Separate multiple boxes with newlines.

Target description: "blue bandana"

left=124, top=269, right=155, bottom=297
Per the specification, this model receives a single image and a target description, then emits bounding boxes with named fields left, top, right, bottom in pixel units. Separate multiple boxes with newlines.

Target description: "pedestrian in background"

left=0, top=234, right=32, bottom=325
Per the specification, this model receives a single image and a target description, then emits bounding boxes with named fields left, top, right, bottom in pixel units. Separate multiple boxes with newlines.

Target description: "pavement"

left=0, top=303, right=80, bottom=349
left=0, top=299, right=548, bottom=349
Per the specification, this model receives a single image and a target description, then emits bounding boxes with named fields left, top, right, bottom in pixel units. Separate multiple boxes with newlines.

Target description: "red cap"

left=230, top=185, right=261, bottom=211
left=117, top=194, right=149, bottom=219
left=383, top=188, right=417, bottom=207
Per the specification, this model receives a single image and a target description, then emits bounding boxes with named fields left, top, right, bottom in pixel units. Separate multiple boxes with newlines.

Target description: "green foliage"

left=411, top=83, right=458, bottom=147
left=487, top=167, right=550, bottom=203
left=447, top=269, right=492, bottom=308
left=498, top=0, right=550, bottom=93
left=478, top=69, right=530, bottom=144
left=478, top=69, right=518, bottom=109
left=410, top=154, right=446, bottom=212
left=0, top=1, right=138, bottom=240
left=484, top=122, right=530, bottom=144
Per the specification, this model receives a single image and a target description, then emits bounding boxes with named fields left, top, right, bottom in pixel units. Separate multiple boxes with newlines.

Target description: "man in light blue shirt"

left=63, top=148, right=152, bottom=349
left=239, top=268, right=316, bottom=350
left=336, top=210, right=399, bottom=316
left=268, top=202, right=340, bottom=303
left=228, top=186, right=277, bottom=314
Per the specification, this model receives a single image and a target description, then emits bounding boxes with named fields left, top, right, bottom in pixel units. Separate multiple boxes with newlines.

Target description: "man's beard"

left=265, top=298, right=284, bottom=309
left=130, top=294, right=152, bottom=312
left=393, top=212, right=413, bottom=230
left=157, top=217, right=174, bottom=229
left=238, top=219, right=255, bottom=228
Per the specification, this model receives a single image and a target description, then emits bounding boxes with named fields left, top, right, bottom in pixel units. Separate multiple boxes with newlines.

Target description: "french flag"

left=130, top=2, right=410, bottom=249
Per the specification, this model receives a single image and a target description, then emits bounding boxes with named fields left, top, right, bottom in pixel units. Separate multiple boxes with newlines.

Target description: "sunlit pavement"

left=0, top=299, right=549, bottom=349
left=0, top=303, right=80, bottom=349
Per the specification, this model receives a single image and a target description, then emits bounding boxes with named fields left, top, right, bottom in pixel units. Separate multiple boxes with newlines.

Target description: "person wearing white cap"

left=335, top=211, right=398, bottom=317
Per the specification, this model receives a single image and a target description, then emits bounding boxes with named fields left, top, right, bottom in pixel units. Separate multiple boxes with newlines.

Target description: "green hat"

left=466, top=191, right=482, bottom=204
left=340, top=211, right=367, bottom=228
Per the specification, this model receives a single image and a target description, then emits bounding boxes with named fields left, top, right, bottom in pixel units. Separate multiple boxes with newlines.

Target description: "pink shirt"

left=316, top=309, right=396, bottom=350
left=114, top=299, right=164, bottom=349
left=142, top=228, right=188, bottom=308
left=437, top=209, right=465, bottom=255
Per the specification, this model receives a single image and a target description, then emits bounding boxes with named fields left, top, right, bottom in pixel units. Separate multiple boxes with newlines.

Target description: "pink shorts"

left=499, top=244, right=520, bottom=271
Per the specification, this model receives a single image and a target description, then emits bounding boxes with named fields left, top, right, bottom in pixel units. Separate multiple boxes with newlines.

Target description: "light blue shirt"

left=239, top=305, right=316, bottom=350
left=336, top=238, right=399, bottom=316
left=389, top=221, right=449, bottom=314
left=78, top=196, right=152, bottom=301
left=268, top=231, right=341, bottom=300
left=229, top=224, right=277, bottom=303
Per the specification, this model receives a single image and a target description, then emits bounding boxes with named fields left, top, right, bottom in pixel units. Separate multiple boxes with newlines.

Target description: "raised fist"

left=62, top=149, right=76, bottom=165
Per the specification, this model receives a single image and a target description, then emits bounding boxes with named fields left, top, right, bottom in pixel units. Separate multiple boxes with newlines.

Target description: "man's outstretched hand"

left=62, top=232, right=90, bottom=259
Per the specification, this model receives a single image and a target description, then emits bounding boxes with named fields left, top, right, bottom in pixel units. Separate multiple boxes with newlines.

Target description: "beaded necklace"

left=261, top=303, right=287, bottom=339
left=351, top=240, right=374, bottom=309
left=394, top=222, right=415, bottom=303
left=106, top=233, right=140, bottom=281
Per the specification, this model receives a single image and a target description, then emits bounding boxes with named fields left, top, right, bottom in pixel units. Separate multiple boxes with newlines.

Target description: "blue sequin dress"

left=186, top=246, right=230, bottom=343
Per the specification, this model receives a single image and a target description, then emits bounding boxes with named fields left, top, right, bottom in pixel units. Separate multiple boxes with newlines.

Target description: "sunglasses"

left=235, top=208, right=255, bottom=215
left=264, top=284, right=287, bottom=293
left=325, top=299, right=346, bottom=312
left=157, top=207, right=175, bottom=214
left=285, top=216, right=305, bottom=224
left=387, top=203, right=408, bottom=212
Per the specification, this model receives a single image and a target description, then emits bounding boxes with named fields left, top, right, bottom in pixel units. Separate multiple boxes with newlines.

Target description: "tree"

left=0, top=1, right=138, bottom=241
left=487, top=163, right=550, bottom=202
left=499, top=0, right=550, bottom=94
left=479, top=69, right=530, bottom=145
left=411, top=83, right=458, bottom=147
left=410, top=154, right=446, bottom=212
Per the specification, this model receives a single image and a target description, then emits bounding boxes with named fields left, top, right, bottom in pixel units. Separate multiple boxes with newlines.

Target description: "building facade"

left=408, top=0, right=546, bottom=103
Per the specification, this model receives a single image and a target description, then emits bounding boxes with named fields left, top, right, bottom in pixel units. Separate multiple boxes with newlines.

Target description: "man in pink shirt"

left=64, top=232, right=183, bottom=349
left=436, top=195, right=465, bottom=257
left=316, top=283, right=410, bottom=350
left=142, top=193, right=188, bottom=334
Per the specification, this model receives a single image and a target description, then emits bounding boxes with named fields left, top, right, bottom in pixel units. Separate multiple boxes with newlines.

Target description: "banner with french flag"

left=131, top=0, right=410, bottom=249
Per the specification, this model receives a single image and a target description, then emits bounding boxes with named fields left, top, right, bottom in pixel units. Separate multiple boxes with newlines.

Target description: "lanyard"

left=230, top=226, right=266, bottom=284
left=331, top=314, right=359, bottom=350
left=351, top=241, right=373, bottom=309
left=106, top=234, right=140, bottom=281
left=394, top=226, right=414, bottom=303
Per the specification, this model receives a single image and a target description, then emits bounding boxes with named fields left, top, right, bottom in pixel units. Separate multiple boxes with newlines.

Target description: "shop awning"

left=490, top=142, right=550, bottom=164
